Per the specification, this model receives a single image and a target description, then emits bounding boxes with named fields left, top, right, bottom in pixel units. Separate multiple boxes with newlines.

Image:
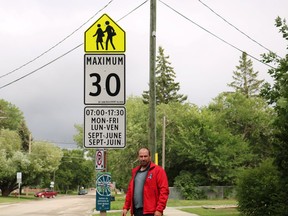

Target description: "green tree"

left=260, top=16, right=288, bottom=214
left=28, top=141, right=63, bottom=188
left=0, top=129, right=28, bottom=196
left=160, top=102, right=253, bottom=186
left=108, top=96, right=149, bottom=190
left=0, top=99, right=31, bottom=151
left=0, top=99, right=24, bottom=131
left=209, top=92, right=275, bottom=163
left=55, top=149, right=94, bottom=193
left=228, top=52, right=264, bottom=97
left=142, top=46, right=187, bottom=104
left=0, top=100, right=63, bottom=196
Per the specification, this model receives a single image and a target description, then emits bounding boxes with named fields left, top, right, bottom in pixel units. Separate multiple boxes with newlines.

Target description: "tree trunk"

left=1, top=188, right=12, bottom=197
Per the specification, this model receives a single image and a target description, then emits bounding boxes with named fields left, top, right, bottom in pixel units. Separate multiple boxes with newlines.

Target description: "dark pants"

left=134, top=208, right=154, bottom=216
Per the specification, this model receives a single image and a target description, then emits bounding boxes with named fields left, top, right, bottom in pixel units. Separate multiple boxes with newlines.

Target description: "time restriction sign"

left=84, top=54, right=125, bottom=105
left=84, top=106, right=126, bottom=148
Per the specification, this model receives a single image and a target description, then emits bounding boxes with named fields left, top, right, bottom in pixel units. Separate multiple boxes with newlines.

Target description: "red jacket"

left=123, top=162, right=169, bottom=215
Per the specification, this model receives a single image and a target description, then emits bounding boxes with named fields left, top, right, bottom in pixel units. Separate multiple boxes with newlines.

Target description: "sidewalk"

left=164, top=207, right=199, bottom=216
left=104, top=207, right=199, bottom=216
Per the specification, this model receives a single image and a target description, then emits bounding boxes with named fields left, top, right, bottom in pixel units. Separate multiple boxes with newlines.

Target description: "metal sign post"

left=84, top=13, right=126, bottom=216
left=16, top=172, right=22, bottom=198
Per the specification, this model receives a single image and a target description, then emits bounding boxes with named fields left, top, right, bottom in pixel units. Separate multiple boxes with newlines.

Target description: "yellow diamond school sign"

left=85, top=14, right=126, bottom=53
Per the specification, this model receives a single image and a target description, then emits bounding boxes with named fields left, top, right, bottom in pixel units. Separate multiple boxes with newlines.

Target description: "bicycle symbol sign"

left=96, top=172, right=111, bottom=211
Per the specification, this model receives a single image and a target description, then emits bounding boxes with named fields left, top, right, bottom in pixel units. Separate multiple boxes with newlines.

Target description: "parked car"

left=35, top=189, right=57, bottom=198
left=78, top=189, right=88, bottom=195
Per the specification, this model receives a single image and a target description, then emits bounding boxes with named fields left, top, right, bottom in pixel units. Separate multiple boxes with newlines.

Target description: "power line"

left=117, top=0, right=149, bottom=22
left=0, top=44, right=83, bottom=89
left=158, top=0, right=276, bottom=70
left=197, top=0, right=282, bottom=59
left=0, top=0, right=149, bottom=90
left=0, top=0, right=114, bottom=80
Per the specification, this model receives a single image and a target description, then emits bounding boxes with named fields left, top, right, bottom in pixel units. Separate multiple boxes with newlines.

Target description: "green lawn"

left=92, top=196, right=240, bottom=216
left=167, top=199, right=238, bottom=207
left=0, top=195, right=37, bottom=203
left=182, top=207, right=240, bottom=216
left=1, top=194, right=240, bottom=216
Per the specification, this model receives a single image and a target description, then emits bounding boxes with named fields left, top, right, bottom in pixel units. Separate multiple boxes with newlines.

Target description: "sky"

left=0, top=0, right=287, bottom=149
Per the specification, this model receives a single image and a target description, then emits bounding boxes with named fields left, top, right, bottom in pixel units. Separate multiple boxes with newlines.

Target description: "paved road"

left=0, top=194, right=208, bottom=216
left=0, top=195, right=95, bottom=216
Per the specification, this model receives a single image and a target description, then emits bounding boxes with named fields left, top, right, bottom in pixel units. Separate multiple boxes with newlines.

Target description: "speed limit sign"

left=84, top=54, right=125, bottom=105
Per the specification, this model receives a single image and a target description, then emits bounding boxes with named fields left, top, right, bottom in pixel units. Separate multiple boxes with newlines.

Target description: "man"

left=122, top=147, right=169, bottom=216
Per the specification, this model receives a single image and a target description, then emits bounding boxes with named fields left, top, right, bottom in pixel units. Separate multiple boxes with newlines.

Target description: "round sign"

left=96, top=173, right=111, bottom=196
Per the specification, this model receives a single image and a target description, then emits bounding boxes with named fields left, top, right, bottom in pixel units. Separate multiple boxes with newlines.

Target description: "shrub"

left=236, top=159, right=282, bottom=216
left=174, top=171, right=206, bottom=200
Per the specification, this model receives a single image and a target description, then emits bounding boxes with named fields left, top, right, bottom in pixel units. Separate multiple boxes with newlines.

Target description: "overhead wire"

left=0, top=44, right=82, bottom=90
left=1, top=0, right=277, bottom=90
left=197, top=0, right=282, bottom=59
left=0, top=0, right=149, bottom=90
left=158, top=0, right=276, bottom=70
left=0, top=0, right=114, bottom=80
left=117, top=0, right=148, bottom=22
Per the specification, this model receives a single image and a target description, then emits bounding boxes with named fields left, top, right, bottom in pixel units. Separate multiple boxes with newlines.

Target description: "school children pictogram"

left=85, top=14, right=126, bottom=53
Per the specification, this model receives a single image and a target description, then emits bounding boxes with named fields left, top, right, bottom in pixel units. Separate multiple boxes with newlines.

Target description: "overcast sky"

left=0, top=0, right=287, bottom=149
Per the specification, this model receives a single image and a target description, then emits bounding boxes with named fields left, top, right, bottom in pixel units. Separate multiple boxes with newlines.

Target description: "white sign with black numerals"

left=84, top=106, right=126, bottom=148
left=84, top=54, right=125, bottom=105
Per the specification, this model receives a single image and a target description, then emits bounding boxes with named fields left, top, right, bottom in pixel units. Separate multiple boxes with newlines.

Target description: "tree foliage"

left=0, top=99, right=31, bottom=150
left=142, top=46, right=187, bottom=104
left=260, top=16, right=288, bottom=215
left=55, top=149, right=94, bottom=193
left=158, top=102, right=253, bottom=186
left=108, top=96, right=149, bottom=190
left=0, top=99, right=64, bottom=196
left=102, top=95, right=273, bottom=192
left=209, top=92, right=275, bottom=163
left=236, top=159, right=282, bottom=216
left=228, top=52, right=264, bottom=97
left=174, top=171, right=206, bottom=200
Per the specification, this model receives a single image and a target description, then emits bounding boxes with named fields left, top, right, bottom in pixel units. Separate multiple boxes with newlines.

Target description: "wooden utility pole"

left=149, top=0, right=157, bottom=162
left=162, top=115, right=166, bottom=169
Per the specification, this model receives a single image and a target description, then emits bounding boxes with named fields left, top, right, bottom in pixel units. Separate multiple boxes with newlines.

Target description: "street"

left=0, top=194, right=96, bottom=216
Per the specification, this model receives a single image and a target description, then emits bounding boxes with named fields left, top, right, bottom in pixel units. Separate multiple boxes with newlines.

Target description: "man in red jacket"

left=122, top=147, right=169, bottom=216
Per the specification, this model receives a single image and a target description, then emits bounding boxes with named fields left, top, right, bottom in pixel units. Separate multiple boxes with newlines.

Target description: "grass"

left=167, top=199, right=238, bottom=207
left=1, top=194, right=240, bottom=216
left=183, top=208, right=240, bottom=216
left=0, top=195, right=37, bottom=204
left=92, top=196, right=240, bottom=216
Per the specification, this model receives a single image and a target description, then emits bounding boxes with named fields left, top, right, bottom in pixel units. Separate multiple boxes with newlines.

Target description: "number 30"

left=89, top=73, right=121, bottom=97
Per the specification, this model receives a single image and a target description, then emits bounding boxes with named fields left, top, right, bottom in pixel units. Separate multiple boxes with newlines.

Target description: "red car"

left=35, top=189, right=57, bottom=198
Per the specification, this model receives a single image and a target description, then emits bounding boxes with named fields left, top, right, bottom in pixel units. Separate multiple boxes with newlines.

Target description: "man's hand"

left=154, top=210, right=162, bottom=216
left=122, top=209, right=128, bottom=216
